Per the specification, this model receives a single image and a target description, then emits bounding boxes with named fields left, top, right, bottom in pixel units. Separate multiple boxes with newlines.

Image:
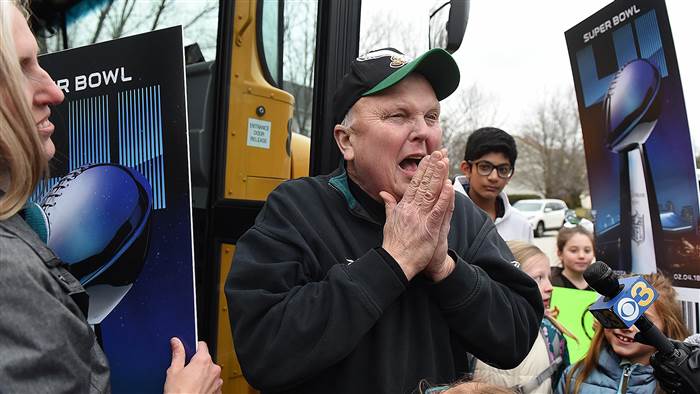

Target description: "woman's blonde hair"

left=416, top=378, right=515, bottom=394
left=563, top=272, right=689, bottom=393
left=507, top=240, right=547, bottom=272
left=0, top=0, right=48, bottom=220
left=507, top=240, right=578, bottom=342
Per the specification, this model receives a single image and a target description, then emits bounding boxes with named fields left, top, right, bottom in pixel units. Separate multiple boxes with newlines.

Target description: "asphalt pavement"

left=532, top=230, right=560, bottom=267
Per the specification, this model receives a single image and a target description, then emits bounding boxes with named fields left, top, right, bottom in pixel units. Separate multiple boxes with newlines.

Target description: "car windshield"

left=513, top=201, right=543, bottom=212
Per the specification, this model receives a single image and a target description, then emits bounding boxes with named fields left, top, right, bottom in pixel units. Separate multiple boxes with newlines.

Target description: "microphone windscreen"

left=584, top=261, right=610, bottom=282
left=584, top=261, right=620, bottom=297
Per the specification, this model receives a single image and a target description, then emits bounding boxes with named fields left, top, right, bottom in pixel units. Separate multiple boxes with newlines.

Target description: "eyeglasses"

left=468, top=160, right=513, bottom=179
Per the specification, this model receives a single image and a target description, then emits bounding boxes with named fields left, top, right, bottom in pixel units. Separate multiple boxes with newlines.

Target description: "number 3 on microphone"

left=631, top=281, right=655, bottom=307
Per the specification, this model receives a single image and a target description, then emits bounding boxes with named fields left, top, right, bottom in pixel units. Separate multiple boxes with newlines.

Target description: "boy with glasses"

left=453, top=127, right=533, bottom=242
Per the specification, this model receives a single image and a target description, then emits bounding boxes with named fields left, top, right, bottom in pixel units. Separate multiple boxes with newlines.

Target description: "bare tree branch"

left=440, top=84, right=502, bottom=177
left=183, top=4, right=218, bottom=30
left=150, top=0, right=169, bottom=31
left=359, top=12, right=423, bottom=55
left=41, top=0, right=219, bottom=63
left=283, top=0, right=317, bottom=136
left=515, top=89, right=588, bottom=206
left=108, top=0, right=137, bottom=39
left=91, top=0, right=115, bottom=44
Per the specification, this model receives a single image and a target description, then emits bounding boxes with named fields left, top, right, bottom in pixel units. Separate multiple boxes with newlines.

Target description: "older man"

left=225, top=48, right=543, bottom=393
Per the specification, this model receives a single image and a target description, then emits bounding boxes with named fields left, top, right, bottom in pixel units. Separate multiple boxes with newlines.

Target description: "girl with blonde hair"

left=474, top=241, right=576, bottom=393
left=556, top=272, right=689, bottom=393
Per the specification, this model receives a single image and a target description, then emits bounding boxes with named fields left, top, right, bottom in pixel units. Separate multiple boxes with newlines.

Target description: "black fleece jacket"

left=225, top=165, right=543, bottom=394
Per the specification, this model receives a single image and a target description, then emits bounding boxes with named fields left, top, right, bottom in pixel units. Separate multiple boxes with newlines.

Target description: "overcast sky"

left=362, top=1, right=699, bottom=146
left=454, top=1, right=699, bottom=134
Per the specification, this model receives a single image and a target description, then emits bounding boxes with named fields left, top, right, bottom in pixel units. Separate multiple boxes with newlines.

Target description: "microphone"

left=583, top=261, right=675, bottom=355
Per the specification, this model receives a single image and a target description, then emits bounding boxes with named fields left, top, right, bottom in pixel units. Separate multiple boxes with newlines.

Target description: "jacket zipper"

left=618, top=365, right=632, bottom=393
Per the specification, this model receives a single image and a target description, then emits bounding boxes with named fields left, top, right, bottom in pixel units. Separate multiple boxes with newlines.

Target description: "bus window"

left=259, top=0, right=282, bottom=87
left=282, top=0, right=318, bottom=137
left=36, top=0, right=219, bottom=61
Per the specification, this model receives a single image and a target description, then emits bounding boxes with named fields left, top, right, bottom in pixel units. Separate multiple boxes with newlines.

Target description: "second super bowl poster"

left=566, top=0, right=699, bottom=333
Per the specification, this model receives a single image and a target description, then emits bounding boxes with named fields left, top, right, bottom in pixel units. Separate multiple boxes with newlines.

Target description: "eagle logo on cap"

left=357, top=49, right=411, bottom=68
left=389, top=55, right=409, bottom=68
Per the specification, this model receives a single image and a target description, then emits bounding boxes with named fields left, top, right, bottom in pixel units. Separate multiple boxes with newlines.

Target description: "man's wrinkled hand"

left=381, top=149, right=451, bottom=280
left=423, top=177, right=455, bottom=282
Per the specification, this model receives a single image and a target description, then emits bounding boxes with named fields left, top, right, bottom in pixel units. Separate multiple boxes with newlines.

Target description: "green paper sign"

left=550, top=287, right=599, bottom=362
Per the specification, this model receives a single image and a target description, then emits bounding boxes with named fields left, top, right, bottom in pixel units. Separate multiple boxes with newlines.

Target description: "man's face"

left=11, top=7, right=64, bottom=159
left=342, top=74, right=442, bottom=200
left=461, top=152, right=512, bottom=201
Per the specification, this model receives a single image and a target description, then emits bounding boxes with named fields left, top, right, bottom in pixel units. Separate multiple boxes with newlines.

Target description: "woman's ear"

left=333, top=125, right=354, bottom=161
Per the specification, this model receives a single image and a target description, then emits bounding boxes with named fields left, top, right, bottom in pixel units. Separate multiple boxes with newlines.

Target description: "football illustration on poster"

left=41, top=164, right=153, bottom=325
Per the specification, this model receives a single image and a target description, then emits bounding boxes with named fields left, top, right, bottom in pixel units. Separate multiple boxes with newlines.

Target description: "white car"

left=513, top=199, right=569, bottom=237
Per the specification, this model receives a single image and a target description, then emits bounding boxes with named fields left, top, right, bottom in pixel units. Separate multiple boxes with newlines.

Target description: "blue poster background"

left=565, top=0, right=700, bottom=289
left=37, top=27, right=197, bottom=392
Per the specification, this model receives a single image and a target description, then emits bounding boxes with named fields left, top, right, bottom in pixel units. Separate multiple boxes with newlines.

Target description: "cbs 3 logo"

left=616, top=281, right=655, bottom=322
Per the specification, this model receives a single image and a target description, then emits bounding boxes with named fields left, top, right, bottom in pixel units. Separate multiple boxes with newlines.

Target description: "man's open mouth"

left=399, top=156, right=423, bottom=171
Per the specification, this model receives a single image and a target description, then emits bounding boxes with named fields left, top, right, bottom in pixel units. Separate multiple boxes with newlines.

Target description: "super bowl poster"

left=566, top=0, right=700, bottom=333
left=36, top=27, right=197, bottom=392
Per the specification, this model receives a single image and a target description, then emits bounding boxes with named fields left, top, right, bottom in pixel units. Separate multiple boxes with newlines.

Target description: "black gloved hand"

left=649, top=339, right=700, bottom=394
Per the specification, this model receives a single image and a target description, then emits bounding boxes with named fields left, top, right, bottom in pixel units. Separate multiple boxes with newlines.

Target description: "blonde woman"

left=0, top=1, right=221, bottom=391
left=474, top=241, right=575, bottom=393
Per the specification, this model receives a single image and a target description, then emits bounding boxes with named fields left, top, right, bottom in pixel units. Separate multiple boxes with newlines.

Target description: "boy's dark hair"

left=463, top=127, right=518, bottom=166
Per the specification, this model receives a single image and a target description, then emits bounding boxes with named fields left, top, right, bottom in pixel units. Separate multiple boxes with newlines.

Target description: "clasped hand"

left=380, top=149, right=455, bottom=282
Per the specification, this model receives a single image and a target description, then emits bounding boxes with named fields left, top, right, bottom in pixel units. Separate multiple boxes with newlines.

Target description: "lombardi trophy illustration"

left=603, top=58, right=663, bottom=274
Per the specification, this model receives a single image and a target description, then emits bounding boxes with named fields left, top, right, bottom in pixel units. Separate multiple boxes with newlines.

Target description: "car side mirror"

left=429, top=0, right=469, bottom=54
left=544, top=208, right=552, bottom=213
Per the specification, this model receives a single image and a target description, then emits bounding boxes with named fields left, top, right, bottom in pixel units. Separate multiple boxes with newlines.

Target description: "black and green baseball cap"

left=333, top=47, right=460, bottom=124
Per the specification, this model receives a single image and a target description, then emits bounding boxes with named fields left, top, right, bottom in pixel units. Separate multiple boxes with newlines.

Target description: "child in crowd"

left=452, top=127, right=533, bottom=242
left=556, top=272, right=689, bottom=393
left=474, top=241, right=575, bottom=393
left=550, top=226, right=595, bottom=290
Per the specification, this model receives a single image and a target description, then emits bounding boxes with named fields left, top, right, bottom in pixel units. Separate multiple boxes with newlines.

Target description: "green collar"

left=329, top=166, right=357, bottom=210
left=328, top=164, right=385, bottom=225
